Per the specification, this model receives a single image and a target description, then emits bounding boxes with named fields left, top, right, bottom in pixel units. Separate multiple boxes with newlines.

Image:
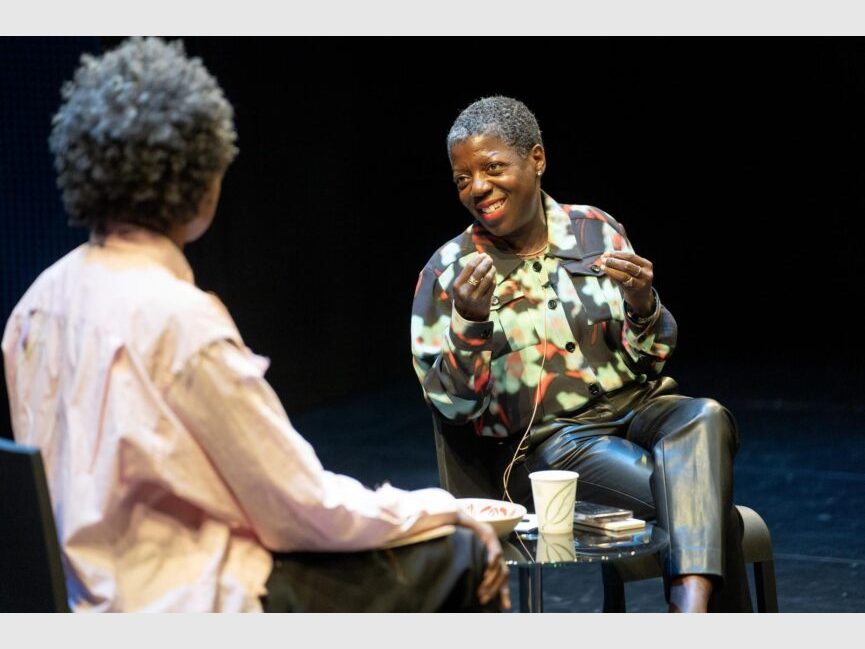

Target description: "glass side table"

left=503, top=523, right=670, bottom=612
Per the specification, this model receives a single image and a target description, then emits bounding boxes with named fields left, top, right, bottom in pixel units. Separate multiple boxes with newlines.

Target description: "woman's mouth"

left=477, top=198, right=507, bottom=221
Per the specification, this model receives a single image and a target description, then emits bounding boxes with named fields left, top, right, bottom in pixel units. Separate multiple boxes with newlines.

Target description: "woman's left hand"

left=600, top=251, right=655, bottom=316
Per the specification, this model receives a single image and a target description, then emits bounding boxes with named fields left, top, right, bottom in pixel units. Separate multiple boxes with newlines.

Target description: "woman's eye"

left=455, top=176, right=470, bottom=189
left=487, top=162, right=504, bottom=173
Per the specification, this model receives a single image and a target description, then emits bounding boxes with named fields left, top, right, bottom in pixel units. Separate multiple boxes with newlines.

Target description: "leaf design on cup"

left=550, top=541, right=570, bottom=562
left=544, top=482, right=575, bottom=527
left=538, top=533, right=575, bottom=563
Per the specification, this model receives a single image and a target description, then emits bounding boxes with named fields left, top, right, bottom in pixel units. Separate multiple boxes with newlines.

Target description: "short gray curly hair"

left=48, top=37, right=238, bottom=235
left=447, top=96, right=543, bottom=161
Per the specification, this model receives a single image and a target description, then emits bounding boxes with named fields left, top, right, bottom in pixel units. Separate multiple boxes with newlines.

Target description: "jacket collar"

left=90, top=227, right=195, bottom=284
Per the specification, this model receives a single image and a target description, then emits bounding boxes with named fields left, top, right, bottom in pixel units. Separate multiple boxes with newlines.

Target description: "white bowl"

left=456, top=498, right=528, bottom=539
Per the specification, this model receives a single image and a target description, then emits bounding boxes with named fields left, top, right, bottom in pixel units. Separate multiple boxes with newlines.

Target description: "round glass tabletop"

left=503, top=522, right=669, bottom=567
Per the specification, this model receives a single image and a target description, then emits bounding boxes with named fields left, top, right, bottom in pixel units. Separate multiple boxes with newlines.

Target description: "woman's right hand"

left=453, top=253, right=497, bottom=321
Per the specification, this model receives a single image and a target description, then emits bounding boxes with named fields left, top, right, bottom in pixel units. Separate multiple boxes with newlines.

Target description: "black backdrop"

left=2, top=37, right=863, bottom=429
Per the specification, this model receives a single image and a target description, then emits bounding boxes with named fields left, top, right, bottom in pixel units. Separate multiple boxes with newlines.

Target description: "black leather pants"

left=497, top=376, right=753, bottom=612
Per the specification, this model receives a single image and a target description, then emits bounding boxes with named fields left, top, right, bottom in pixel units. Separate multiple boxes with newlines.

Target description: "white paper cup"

left=536, top=531, right=576, bottom=563
left=528, top=470, right=579, bottom=534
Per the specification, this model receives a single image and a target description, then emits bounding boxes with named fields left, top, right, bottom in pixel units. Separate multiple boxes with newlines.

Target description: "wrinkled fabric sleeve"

left=600, top=212, right=678, bottom=376
left=410, top=267, right=496, bottom=424
left=620, top=287, right=678, bottom=376
left=166, top=339, right=457, bottom=553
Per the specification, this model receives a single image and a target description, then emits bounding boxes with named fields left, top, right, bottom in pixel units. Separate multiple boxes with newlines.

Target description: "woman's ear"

left=530, top=144, right=546, bottom=176
left=181, top=174, right=224, bottom=244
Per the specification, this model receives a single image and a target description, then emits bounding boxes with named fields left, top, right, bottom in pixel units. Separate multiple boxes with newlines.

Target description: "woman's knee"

left=649, top=397, right=740, bottom=468
left=537, top=435, right=655, bottom=517
left=691, top=398, right=739, bottom=452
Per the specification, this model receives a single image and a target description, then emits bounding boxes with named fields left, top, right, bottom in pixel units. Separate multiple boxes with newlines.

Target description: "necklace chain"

left=513, top=240, right=549, bottom=258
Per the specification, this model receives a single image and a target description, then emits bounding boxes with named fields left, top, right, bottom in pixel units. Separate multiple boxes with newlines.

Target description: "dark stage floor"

left=293, top=376, right=865, bottom=613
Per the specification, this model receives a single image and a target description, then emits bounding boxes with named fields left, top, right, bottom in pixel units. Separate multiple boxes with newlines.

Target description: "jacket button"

left=533, top=261, right=542, bottom=272
left=590, top=264, right=601, bottom=273
left=547, top=299, right=558, bottom=310
left=589, top=383, right=601, bottom=396
left=565, top=342, right=576, bottom=352
left=491, top=296, right=500, bottom=306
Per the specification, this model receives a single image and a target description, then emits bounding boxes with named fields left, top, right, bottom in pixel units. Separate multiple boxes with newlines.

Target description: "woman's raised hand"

left=601, top=251, right=655, bottom=315
left=453, top=253, right=497, bottom=321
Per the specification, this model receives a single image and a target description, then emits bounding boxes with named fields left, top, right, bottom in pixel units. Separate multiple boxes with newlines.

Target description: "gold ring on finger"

left=634, top=266, right=642, bottom=278
left=468, top=276, right=480, bottom=287
left=624, top=276, right=635, bottom=287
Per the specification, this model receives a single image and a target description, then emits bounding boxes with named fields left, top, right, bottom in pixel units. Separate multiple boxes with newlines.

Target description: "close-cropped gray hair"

left=48, top=37, right=238, bottom=235
left=447, top=96, right=543, bottom=161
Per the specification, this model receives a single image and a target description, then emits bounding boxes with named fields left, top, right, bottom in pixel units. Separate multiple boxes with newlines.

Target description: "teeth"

left=481, top=199, right=505, bottom=214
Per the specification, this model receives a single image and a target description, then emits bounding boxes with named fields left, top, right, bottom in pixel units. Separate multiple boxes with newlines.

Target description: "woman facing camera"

left=411, top=96, right=752, bottom=612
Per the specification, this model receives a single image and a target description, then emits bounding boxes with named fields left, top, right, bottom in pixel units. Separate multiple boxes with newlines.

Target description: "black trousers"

left=497, top=376, right=753, bottom=612
left=261, top=527, right=498, bottom=612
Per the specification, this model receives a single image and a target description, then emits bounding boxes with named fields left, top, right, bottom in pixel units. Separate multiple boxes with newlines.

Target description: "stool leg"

left=753, top=560, right=779, bottom=613
left=519, top=565, right=544, bottom=613
left=602, top=563, right=626, bottom=612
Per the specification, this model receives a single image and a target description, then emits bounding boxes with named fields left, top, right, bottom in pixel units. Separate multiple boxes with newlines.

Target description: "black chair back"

left=431, top=412, right=501, bottom=499
left=0, top=434, right=70, bottom=612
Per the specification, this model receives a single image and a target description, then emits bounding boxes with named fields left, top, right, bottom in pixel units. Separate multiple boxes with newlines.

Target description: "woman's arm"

left=598, top=224, right=678, bottom=376
left=410, top=263, right=497, bottom=424
left=619, top=284, right=678, bottom=377
left=166, top=339, right=460, bottom=553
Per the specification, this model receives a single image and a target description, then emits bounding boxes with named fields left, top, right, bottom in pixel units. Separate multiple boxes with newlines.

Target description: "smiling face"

left=450, top=134, right=546, bottom=245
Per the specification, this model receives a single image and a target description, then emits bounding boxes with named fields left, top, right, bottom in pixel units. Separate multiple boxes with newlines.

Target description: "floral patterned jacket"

left=411, top=193, right=677, bottom=438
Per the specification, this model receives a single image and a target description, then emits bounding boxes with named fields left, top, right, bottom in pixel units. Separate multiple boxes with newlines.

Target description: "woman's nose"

left=471, top=175, right=490, bottom=196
